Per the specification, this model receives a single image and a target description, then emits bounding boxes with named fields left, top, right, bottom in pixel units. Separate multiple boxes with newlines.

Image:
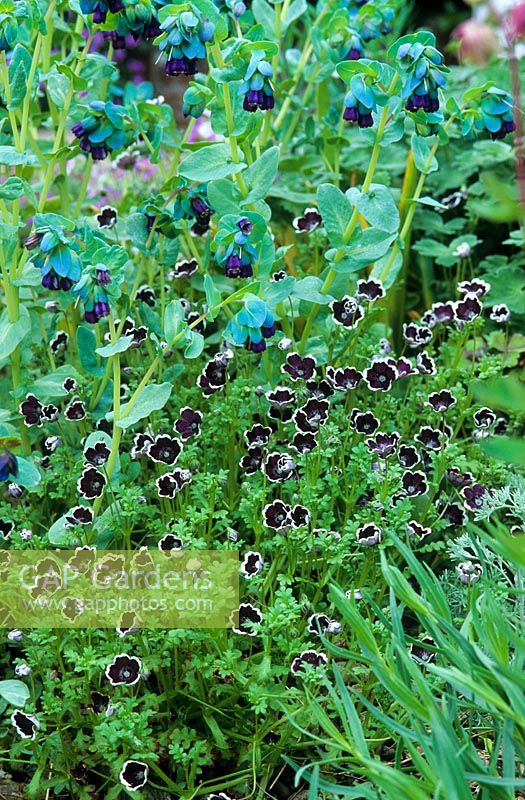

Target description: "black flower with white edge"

left=292, top=207, right=322, bottom=233
left=207, top=794, right=232, bottom=800
left=136, top=284, right=156, bottom=307
left=401, top=470, right=428, bottom=497
left=456, top=294, right=482, bottom=323
left=50, top=331, right=68, bottom=353
left=294, top=398, right=329, bottom=434
left=291, top=504, right=310, bottom=527
left=409, top=636, right=436, bottom=664
left=96, top=205, right=118, bottom=229
left=11, top=711, right=40, bottom=739
left=356, top=523, right=382, bottom=546
left=308, top=614, right=341, bottom=636
left=330, top=296, right=365, bottom=329
left=65, top=397, right=86, bottom=421
left=239, top=447, right=264, bottom=476
left=306, top=378, right=334, bottom=400
left=457, top=279, right=490, bottom=298
left=263, top=500, right=292, bottom=531
left=65, top=506, right=94, bottom=526
left=416, top=352, right=436, bottom=375
left=159, top=533, right=183, bottom=551
left=78, top=467, right=106, bottom=500
left=356, top=278, right=384, bottom=303
left=174, top=407, right=202, bottom=440
left=106, top=653, right=141, bottom=686
left=265, top=452, right=296, bottom=483
left=281, top=352, right=316, bottom=382
left=84, top=441, right=110, bottom=467
left=366, top=431, right=399, bottom=458
left=241, top=551, right=264, bottom=579
left=290, top=649, right=328, bottom=674
left=198, top=356, right=228, bottom=397
left=431, top=301, right=456, bottom=324
left=441, top=502, right=467, bottom=527
left=364, top=359, right=397, bottom=392
left=232, top=603, right=262, bottom=635
left=350, top=410, right=379, bottom=435
left=403, top=323, right=433, bottom=348
left=119, top=760, right=149, bottom=792
left=326, top=366, right=362, bottom=392
left=490, top=304, right=510, bottom=323
left=169, top=259, right=199, bottom=280
left=156, top=468, right=192, bottom=499
left=131, top=432, right=153, bottom=459
left=244, top=424, right=272, bottom=448
left=445, top=467, right=473, bottom=488
left=427, top=390, right=456, bottom=413
left=461, top=483, right=491, bottom=512
left=407, top=519, right=432, bottom=539
left=147, top=434, right=183, bottom=466
left=19, top=394, right=44, bottom=427
left=290, top=432, right=317, bottom=453
left=63, top=377, right=77, bottom=394
left=473, top=407, right=496, bottom=429
left=415, top=425, right=445, bottom=451
left=398, top=444, right=420, bottom=468
left=0, top=518, right=14, bottom=538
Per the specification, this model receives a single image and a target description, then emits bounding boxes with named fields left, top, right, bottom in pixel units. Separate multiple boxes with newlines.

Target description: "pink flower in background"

left=188, top=111, right=222, bottom=143
left=509, top=1, right=525, bottom=39
left=452, top=19, right=499, bottom=63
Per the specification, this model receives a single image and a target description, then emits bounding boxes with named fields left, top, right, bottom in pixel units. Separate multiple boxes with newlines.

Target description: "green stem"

left=1, top=52, right=21, bottom=149
left=211, top=42, right=248, bottom=197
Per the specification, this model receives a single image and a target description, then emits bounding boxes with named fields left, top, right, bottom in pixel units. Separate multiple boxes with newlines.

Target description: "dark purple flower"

left=294, top=398, right=329, bottom=433
left=356, top=523, right=382, bottom=546
left=427, top=390, right=456, bottom=413
left=159, top=533, right=183, bottom=551
left=290, top=432, right=317, bottom=453
left=441, top=502, right=467, bottom=527
left=398, top=444, right=420, bottom=468
left=65, top=398, right=86, bottom=421
left=50, top=331, right=68, bottom=353
left=292, top=207, right=322, bottom=233
left=198, top=355, right=228, bottom=396
left=350, top=410, right=380, bottom=435
left=266, top=386, right=296, bottom=407
left=401, top=470, right=428, bottom=497
left=356, top=278, right=384, bottom=303
left=306, top=378, right=334, bottom=400
left=239, top=446, right=264, bottom=476
left=241, top=551, right=264, bottom=579
left=136, top=284, right=156, bottom=307
left=244, top=424, right=272, bottom=448
left=265, top=452, right=296, bottom=483
left=407, top=519, right=432, bottom=539
left=456, top=293, right=482, bottom=322
left=330, top=296, right=365, bottom=328
left=0, top=449, right=18, bottom=482
left=65, top=506, right=94, bottom=526
left=431, top=301, right=456, bottom=324
left=307, top=613, right=341, bottom=636
left=11, top=711, right=40, bottom=739
left=281, top=353, right=316, bottom=382
left=403, top=323, right=433, bottom=348
left=364, top=359, right=397, bottom=391
left=290, top=504, right=310, bottom=527
left=84, top=441, right=110, bottom=467
left=19, top=394, right=44, bottom=427
left=290, top=649, right=327, bottom=674
left=326, top=366, right=362, bottom=392
left=366, top=431, right=399, bottom=458
left=490, top=304, right=510, bottom=323
left=416, top=352, right=436, bottom=375
left=156, top=468, right=192, bottom=498
left=174, top=407, right=203, bottom=440
left=96, top=205, right=117, bottom=229
left=461, top=483, right=491, bottom=511
left=0, top=518, right=14, bottom=538
left=409, top=636, right=436, bottom=663
left=232, top=602, right=262, bottom=635
left=119, top=761, right=149, bottom=791
left=169, top=259, right=199, bottom=280
left=147, top=434, right=183, bottom=465
left=263, top=500, right=291, bottom=530
left=473, top=407, right=496, bottom=429
left=131, top=432, right=154, bottom=459
left=445, top=467, right=473, bottom=488
left=106, top=653, right=141, bottom=686
left=457, top=279, right=490, bottom=298
left=415, top=425, right=444, bottom=451
left=78, top=467, right=106, bottom=499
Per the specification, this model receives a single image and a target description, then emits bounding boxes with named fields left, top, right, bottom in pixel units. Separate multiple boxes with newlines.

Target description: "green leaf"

left=328, top=229, right=397, bottom=273
left=0, top=146, right=39, bottom=167
left=207, top=179, right=242, bottom=217
left=252, top=0, right=276, bottom=37
left=47, top=66, right=71, bottom=109
left=0, top=308, right=31, bottom=361
left=204, top=274, right=222, bottom=319
left=317, top=183, right=352, bottom=247
left=179, top=143, right=247, bottom=182
left=15, top=457, right=41, bottom=489
left=117, top=383, right=172, bottom=429
left=243, top=146, right=280, bottom=205
left=480, top=436, right=525, bottom=467
left=293, top=276, right=334, bottom=304
left=95, top=335, right=134, bottom=358
left=411, top=134, right=438, bottom=175
left=164, top=300, right=186, bottom=344
left=77, top=326, right=105, bottom=378
left=473, top=375, right=525, bottom=413
left=32, top=365, right=83, bottom=402
left=0, top=680, right=30, bottom=707
left=184, top=328, right=204, bottom=358
left=126, top=212, right=149, bottom=249
left=347, top=184, right=400, bottom=233
left=7, top=45, right=32, bottom=110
